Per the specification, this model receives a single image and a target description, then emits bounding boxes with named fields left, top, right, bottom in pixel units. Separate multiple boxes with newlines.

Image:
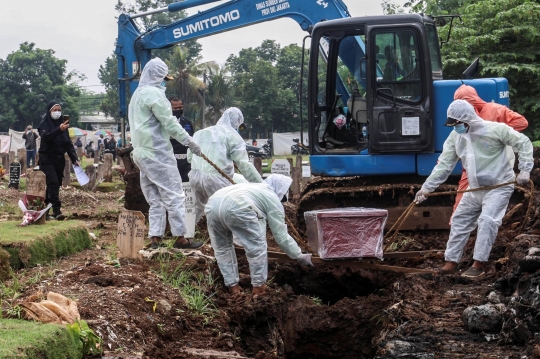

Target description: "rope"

left=384, top=180, right=534, bottom=251
left=200, top=153, right=235, bottom=185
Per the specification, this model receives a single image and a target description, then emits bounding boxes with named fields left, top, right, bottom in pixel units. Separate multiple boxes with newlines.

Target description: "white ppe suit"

left=188, top=108, right=262, bottom=224
left=419, top=100, right=533, bottom=263
left=204, top=174, right=302, bottom=288
left=128, top=58, right=193, bottom=238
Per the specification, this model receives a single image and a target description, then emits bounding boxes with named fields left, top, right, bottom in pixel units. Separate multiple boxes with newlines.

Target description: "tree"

left=0, top=42, right=82, bottom=131
left=204, top=64, right=233, bottom=125
left=165, top=46, right=215, bottom=128
left=98, top=54, right=122, bottom=119
left=227, top=40, right=305, bottom=135
left=438, top=0, right=540, bottom=138
left=99, top=0, right=203, bottom=119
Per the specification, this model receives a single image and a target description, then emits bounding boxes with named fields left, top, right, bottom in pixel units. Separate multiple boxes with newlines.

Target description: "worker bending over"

left=415, top=100, right=533, bottom=277
left=205, top=174, right=313, bottom=296
left=452, top=84, right=528, bottom=214
left=128, top=58, right=203, bottom=250
left=188, top=107, right=262, bottom=224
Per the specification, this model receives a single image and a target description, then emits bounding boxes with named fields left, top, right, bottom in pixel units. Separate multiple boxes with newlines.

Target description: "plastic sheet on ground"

left=139, top=247, right=215, bottom=261
left=304, top=207, right=388, bottom=260
left=21, top=292, right=80, bottom=325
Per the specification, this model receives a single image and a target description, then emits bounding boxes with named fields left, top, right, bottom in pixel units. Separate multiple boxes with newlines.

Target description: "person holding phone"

left=37, top=101, right=79, bottom=220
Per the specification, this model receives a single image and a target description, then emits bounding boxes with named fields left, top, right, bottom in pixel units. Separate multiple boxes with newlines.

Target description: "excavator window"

left=315, top=28, right=368, bottom=152
left=426, top=24, right=443, bottom=79
left=374, top=30, right=422, bottom=103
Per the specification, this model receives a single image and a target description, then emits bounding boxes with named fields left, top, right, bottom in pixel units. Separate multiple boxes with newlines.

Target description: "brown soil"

left=2, top=166, right=540, bottom=358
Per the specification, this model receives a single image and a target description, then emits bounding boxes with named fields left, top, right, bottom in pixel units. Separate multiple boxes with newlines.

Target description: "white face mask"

left=51, top=111, right=62, bottom=120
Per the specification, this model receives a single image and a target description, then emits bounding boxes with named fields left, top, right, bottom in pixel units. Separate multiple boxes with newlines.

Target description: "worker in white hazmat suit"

left=128, top=57, right=203, bottom=250
left=187, top=107, right=262, bottom=224
left=205, top=174, right=313, bottom=296
left=415, top=100, right=533, bottom=277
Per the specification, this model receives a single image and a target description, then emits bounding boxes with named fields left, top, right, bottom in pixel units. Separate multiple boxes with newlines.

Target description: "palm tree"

left=165, top=46, right=217, bottom=128
left=204, top=64, right=234, bottom=126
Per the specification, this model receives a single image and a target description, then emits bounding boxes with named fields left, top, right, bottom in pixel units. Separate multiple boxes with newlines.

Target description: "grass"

left=1, top=264, right=58, bottom=320
left=0, top=319, right=81, bottom=359
left=155, top=254, right=218, bottom=319
left=0, top=221, right=92, bottom=270
left=71, top=181, right=125, bottom=192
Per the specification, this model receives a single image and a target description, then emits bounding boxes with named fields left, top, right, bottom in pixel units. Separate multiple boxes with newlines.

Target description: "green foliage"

left=165, top=46, right=213, bottom=128
left=156, top=254, right=218, bottom=318
left=227, top=40, right=307, bottom=136
left=66, top=319, right=103, bottom=357
left=0, top=319, right=81, bottom=359
left=438, top=0, right=540, bottom=139
left=0, top=221, right=92, bottom=270
left=0, top=42, right=83, bottom=131
left=100, top=0, right=203, bottom=120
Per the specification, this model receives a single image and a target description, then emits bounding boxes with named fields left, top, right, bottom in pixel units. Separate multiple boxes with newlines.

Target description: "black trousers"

left=176, top=158, right=191, bottom=182
left=39, top=153, right=65, bottom=209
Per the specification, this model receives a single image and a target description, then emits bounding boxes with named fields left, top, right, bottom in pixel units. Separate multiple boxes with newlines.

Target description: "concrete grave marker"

left=17, top=149, right=26, bottom=174
left=103, top=153, right=113, bottom=182
left=117, top=210, right=146, bottom=258
left=183, top=182, right=196, bottom=238
left=62, top=154, right=71, bottom=186
left=8, top=161, right=21, bottom=190
left=271, top=159, right=291, bottom=176
left=26, top=171, right=46, bottom=198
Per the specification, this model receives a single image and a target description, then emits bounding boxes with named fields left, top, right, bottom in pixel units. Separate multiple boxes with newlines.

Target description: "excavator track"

left=296, top=176, right=458, bottom=231
left=296, top=176, right=527, bottom=233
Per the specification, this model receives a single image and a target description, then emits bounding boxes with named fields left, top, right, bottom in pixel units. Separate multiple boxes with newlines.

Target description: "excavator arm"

left=116, top=0, right=356, bottom=117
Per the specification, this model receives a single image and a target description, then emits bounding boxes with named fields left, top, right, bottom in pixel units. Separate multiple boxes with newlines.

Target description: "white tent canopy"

left=272, top=132, right=309, bottom=155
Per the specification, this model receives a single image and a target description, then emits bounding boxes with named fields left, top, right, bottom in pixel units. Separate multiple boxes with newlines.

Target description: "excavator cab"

left=308, top=14, right=442, bottom=160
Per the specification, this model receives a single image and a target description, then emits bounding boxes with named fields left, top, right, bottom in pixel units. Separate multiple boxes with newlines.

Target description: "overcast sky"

left=0, top=0, right=405, bottom=93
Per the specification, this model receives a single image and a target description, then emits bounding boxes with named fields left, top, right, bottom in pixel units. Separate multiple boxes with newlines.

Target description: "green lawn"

left=0, top=319, right=80, bottom=359
left=0, top=221, right=91, bottom=270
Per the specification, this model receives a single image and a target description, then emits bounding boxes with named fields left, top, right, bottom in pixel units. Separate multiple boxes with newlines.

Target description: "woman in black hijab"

left=37, top=101, right=79, bottom=220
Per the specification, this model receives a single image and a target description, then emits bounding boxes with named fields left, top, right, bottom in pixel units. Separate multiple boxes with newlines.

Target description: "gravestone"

left=291, top=167, right=302, bottom=196
left=62, top=154, right=71, bottom=186
left=302, top=165, right=312, bottom=189
left=253, top=157, right=263, bottom=176
left=94, top=152, right=100, bottom=164
left=271, top=159, right=291, bottom=176
left=17, top=149, right=26, bottom=174
left=103, top=153, right=113, bottom=182
left=182, top=182, right=196, bottom=238
left=116, top=210, right=146, bottom=258
left=0, top=153, right=8, bottom=172
left=26, top=171, right=46, bottom=198
left=8, top=161, right=21, bottom=190
left=76, top=147, right=83, bottom=160
left=85, top=165, right=96, bottom=190
left=296, top=155, right=303, bottom=169
left=97, top=163, right=104, bottom=182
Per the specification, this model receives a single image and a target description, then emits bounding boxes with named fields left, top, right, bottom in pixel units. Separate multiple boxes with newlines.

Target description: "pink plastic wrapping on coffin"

left=304, top=208, right=388, bottom=260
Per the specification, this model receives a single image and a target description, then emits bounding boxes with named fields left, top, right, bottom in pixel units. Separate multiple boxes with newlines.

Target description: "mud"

left=2, top=162, right=540, bottom=358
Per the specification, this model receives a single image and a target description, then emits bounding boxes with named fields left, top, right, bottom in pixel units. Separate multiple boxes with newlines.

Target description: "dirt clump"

left=2, top=174, right=540, bottom=358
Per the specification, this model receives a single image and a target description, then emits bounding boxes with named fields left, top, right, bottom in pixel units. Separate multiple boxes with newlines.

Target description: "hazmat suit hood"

left=216, top=107, right=244, bottom=130
left=139, top=58, right=169, bottom=88
left=447, top=100, right=486, bottom=133
left=454, top=84, right=486, bottom=114
left=264, top=174, right=292, bottom=200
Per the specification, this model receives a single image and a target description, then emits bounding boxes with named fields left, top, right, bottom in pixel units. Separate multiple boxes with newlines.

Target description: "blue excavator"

left=116, top=0, right=511, bottom=230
